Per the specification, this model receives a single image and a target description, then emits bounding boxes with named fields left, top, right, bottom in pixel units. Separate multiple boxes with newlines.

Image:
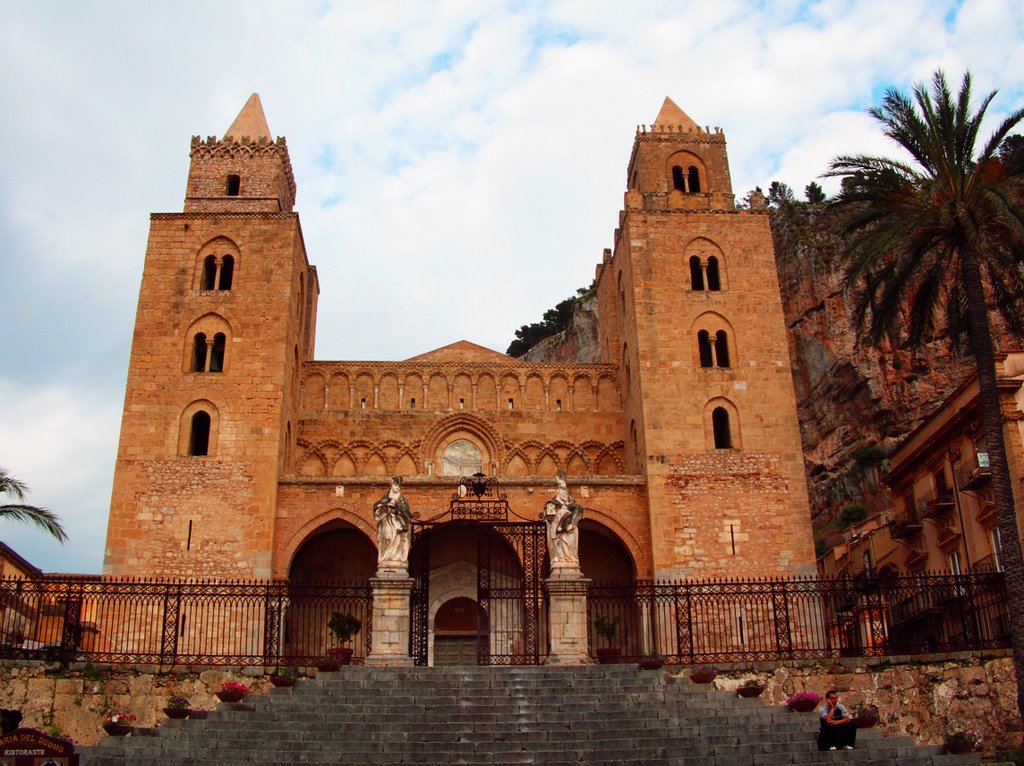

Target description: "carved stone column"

left=544, top=576, right=591, bottom=665
left=366, top=577, right=415, bottom=666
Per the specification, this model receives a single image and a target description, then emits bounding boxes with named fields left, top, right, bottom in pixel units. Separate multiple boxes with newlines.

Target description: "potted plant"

left=593, top=615, right=621, bottom=664
left=638, top=653, right=665, bottom=670
left=944, top=730, right=980, bottom=754
left=317, top=656, right=342, bottom=672
left=689, top=664, right=718, bottom=684
left=270, top=667, right=301, bottom=687
left=327, top=611, right=362, bottom=665
left=102, top=711, right=136, bottom=736
left=163, top=694, right=192, bottom=719
left=785, top=690, right=821, bottom=713
left=215, top=681, right=249, bottom=703
left=737, top=679, right=766, bottom=698
left=852, top=702, right=879, bottom=728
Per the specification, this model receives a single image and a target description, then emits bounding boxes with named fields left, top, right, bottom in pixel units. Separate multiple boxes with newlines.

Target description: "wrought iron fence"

left=0, top=576, right=372, bottom=668
left=588, top=571, right=1009, bottom=664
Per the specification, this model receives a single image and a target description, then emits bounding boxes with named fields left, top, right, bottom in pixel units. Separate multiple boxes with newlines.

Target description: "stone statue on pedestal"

left=543, top=472, right=584, bottom=575
left=373, top=476, right=412, bottom=574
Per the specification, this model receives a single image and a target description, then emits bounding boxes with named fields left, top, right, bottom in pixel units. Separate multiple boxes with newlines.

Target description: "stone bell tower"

left=103, top=94, right=318, bottom=578
left=596, top=97, right=815, bottom=579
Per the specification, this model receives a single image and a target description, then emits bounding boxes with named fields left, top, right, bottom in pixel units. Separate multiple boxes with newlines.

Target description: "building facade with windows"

left=102, top=95, right=815, bottom=662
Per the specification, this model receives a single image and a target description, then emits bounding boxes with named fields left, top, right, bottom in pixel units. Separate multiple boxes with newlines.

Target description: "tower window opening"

left=556, top=399, right=562, bottom=411
left=360, top=398, right=367, bottom=410
left=410, top=398, right=416, bottom=409
left=712, top=407, right=732, bottom=449
left=226, top=174, right=241, bottom=196
left=202, top=255, right=217, bottom=290
left=192, top=333, right=208, bottom=372
left=706, top=256, right=721, bottom=291
left=689, top=256, right=704, bottom=290
left=687, top=166, right=701, bottom=193
left=508, top=398, right=515, bottom=410
left=189, top=411, right=211, bottom=456
left=697, top=331, right=713, bottom=368
left=209, top=333, right=226, bottom=372
left=672, top=165, right=686, bottom=192
left=459, top=398, right=465, bottom=409
left=219, top=255, right=234, bottom=290
left=715, top=330, right=730, bottom=368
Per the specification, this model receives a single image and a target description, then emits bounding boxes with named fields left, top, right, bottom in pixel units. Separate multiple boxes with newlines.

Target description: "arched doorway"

left=282, top=522, right=376, bottom=663
left=433, top=596, right=481, bottom=665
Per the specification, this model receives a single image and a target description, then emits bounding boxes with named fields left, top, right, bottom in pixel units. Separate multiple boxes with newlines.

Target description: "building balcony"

left=889, top=510, right=924, bottom=541
left=976, top=500, right=998, bottom=526
left=956, top=452, right=991, bottom=491
left=919, top=488, right=956, bottom=519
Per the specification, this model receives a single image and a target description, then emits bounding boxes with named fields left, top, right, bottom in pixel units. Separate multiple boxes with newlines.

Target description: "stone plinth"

left=544, top=577, right=591, bottom=665
left=366, top=577, right=414, bottom=666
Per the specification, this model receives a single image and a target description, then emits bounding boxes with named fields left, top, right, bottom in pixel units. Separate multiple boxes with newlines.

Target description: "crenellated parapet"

left=189, top=134, right=297, bottom=204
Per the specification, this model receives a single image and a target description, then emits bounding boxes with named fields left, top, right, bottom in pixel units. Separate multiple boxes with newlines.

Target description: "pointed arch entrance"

left=409, top=475, right=547, bottom=666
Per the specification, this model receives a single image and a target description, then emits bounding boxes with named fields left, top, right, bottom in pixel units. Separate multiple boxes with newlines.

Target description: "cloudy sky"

left=1, top=0, right=1022, bottom=574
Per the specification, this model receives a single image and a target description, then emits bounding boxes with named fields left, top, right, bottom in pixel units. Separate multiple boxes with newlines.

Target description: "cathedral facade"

left=103, top=94, right=815, bottom=600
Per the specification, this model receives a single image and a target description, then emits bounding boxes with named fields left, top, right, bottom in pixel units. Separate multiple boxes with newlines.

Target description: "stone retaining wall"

left=1, top=653, right=1020, bottom=753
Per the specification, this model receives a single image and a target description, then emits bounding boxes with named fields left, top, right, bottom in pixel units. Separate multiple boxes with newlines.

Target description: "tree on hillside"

left=804, top=181, right=827, bottom=204
left=826, top=70, right=1024, bottom=733
left=0, top=468, right=68, bottom=543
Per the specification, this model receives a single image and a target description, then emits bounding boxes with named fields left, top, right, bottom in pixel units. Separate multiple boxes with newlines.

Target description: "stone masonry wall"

left=2, top=654, right=1019, bottom=753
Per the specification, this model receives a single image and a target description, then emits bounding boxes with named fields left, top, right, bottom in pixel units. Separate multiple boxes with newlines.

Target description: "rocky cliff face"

left=519, top=205, right=975, bottom=533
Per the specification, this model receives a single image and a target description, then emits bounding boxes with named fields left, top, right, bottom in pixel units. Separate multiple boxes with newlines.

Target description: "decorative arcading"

left=189, top=135, right=297, bottom=202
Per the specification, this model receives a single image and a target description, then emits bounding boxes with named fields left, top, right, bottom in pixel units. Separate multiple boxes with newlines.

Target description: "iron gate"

left=409, top=474, right=547, bottom=665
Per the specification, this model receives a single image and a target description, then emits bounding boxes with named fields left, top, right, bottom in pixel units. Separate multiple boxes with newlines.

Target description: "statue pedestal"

left=544, top=576, right=591, bottom=665
left=366, top=576, right=415, bottom=666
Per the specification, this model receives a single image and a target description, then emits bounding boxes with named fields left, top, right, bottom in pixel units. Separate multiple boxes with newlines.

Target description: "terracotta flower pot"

left=328, top=647, right=354, bottom=665
left=270, top=675, right=296, bottom=688
left=788, top=698, right=818, bottom=713
left=854, top=716, right=878, bottom=729
left=317, top=659, right=341, bottom=672
left=638, top=658, right=664, bottom=670
left=595, top=647, right=621, bottom=664
left=102, top=722, right=133, bottom=736
left=689, top=671, right=717, bottom=684
left=215, top=689, right=245, bottom=703
left=163, top=707, right=191, bottom=719
left=737, top=686, right=765, bottom=698
left=945, top=741, right=975, bottom=754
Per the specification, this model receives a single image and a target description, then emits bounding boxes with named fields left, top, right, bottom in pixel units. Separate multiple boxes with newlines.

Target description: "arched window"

left=226, top=174, right=240, bottom=196
left=191, top=333, right=208, bottom=372
left=712, top=407, right=731, bottom=449
left=202, top=256, right=217, bottom=290
left=189, top=411, right=212, bottom=456
left=697, top=331, right=713, bottom=368
left=209, top=333, right=226, bottom=372
left=219, top=255, right=234, bottom=290
left=715, top=330, right=730, bottom=368
left=689, top=256, right=704, bottom=290
left=706, top=256, right=721, bottom=291
left=672, top=165, right=686, bottom=192
left=687, top=166, right=701, bottom=193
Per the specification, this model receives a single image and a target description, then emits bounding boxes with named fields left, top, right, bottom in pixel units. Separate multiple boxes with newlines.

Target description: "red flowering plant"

left=218, top=681, right=249, bottom=695
left=103, top=711, right=137, bottom=725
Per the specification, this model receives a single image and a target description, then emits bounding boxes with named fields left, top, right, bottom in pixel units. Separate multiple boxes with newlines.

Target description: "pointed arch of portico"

left=423, top=413, right=505, bottom=474
left=276, top=506, right=377, bottom=580
left=578, top=508, right=648, bottom=580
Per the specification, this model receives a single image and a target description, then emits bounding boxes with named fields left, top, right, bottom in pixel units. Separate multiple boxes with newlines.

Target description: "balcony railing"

left=889, top=509, right=924, bottom=540
left=956, top=452, right=991, bottom=491
left=919, top=488, right=956, bottom=519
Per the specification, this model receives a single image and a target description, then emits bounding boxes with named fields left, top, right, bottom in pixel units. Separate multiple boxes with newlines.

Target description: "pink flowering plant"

left=218, top=681, right=250, bottom=695
left=785, top=691, right=820, bottom=707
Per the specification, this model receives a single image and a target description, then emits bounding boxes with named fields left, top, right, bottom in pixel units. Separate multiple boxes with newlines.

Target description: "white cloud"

left=1, top=0, right=1023, bottom=572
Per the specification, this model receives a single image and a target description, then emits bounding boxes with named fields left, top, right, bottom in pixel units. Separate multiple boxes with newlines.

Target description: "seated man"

left=818, top=690, right=857, bottom=751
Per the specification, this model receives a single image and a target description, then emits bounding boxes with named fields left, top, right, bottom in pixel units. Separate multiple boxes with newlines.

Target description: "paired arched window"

left=191, top=332, right=226, bottom=372
left=696, top=329, right=730, bottom=368
left=189, top=411, right=212, bottom=456
left=200, top=254, right=235, bottom=291
left=689, top=255, right=721, bottom=291
left=671, top=165, right=702, bottom=193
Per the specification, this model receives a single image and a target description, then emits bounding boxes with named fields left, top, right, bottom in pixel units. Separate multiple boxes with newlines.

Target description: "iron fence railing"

left=0, top=576, right=372, bottom=668
left=587, top=571, right=1009, bottom=664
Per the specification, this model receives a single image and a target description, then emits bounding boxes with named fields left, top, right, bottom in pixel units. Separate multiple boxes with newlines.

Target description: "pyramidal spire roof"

left=652, top=97, right=698, bottom=130
left=224, top=93, right=271, bottom=141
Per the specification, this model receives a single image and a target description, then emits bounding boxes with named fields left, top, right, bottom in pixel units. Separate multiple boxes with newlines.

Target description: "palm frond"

left=0, top=504, right=68, bottom=543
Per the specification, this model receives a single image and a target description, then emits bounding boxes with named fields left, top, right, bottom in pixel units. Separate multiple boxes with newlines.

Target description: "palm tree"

left=826, top=70, right=1024, bottom=732
left=0, top=467, right=68, bottom=543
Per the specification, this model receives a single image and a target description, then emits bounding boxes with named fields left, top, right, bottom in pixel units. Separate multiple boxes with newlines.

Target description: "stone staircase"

left=79, top=665, right=998, bottom=766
